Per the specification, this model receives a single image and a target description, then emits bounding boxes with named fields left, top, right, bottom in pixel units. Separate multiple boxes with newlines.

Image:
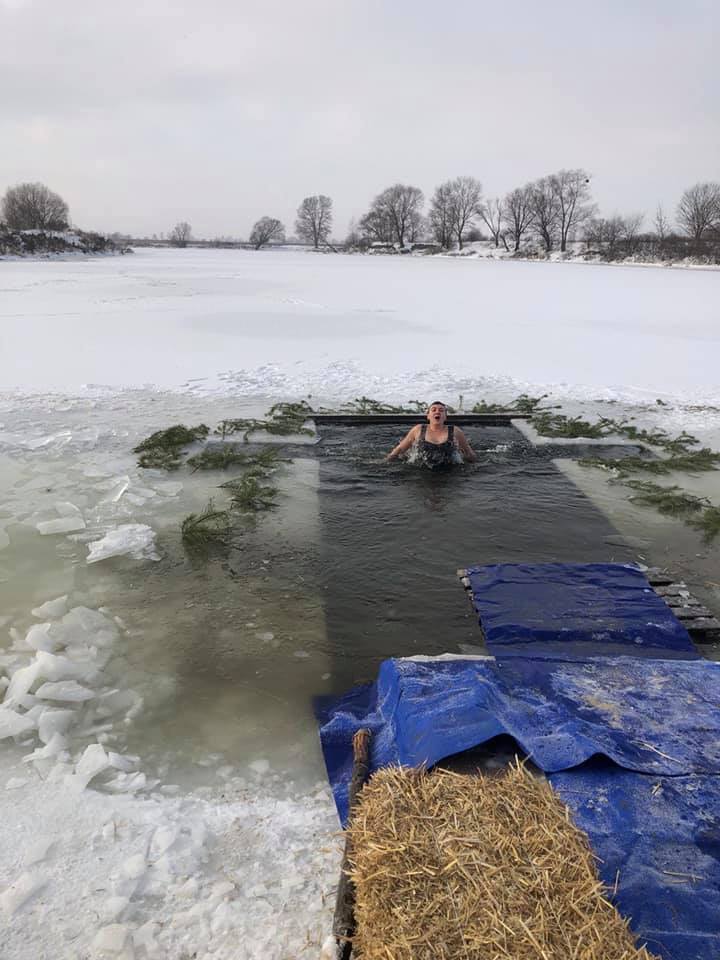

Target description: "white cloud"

left=0, top=0, right=717, bottom=237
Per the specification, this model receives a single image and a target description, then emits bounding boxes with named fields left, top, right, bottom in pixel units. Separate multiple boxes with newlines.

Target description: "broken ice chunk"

left=101, top=477, right=130, bottom=503
left=24, top=624, right=60, bottom=653
left=72, top=743, right=110, bottom=789
left=31, top=595, right=69, bottom=619
left=37, top=707, right=75, bottom=743
left=35, top=680, right=95, bottom=702
left=35, top=650, right=97, bottom=684
left=86, top=524, right=160, bottom=564
left=108, top=751, right=139, bottom=772
left=3, top=661, right=41, bottom=706
left=51, top=606, right=119, bottom=649
left=105, top=771, right=148, bottom=793
left=37, top=516, right=86, bottom=535
left=23, top=731, right=68, bottom=762
left=55, top=501, right=83, bottom=517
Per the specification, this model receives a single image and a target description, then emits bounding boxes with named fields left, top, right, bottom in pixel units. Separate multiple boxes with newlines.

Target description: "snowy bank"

left=0, top=228, right=130, bottom=259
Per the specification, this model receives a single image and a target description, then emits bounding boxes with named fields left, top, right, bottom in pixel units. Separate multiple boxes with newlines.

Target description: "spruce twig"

left=689, top=507, right=720, bottom=544
left=181, top=499, right=231, bottom=545
left=624, top=480, right=710, bottom=516
left=135, top=423, right=209, bottom=470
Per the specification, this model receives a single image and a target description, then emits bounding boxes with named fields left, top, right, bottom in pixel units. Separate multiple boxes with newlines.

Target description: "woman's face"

left=427, top=403, right=447, bottom=425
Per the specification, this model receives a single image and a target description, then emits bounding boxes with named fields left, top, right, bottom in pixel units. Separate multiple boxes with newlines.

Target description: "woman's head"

left=427, top=401, right=447, bottom=424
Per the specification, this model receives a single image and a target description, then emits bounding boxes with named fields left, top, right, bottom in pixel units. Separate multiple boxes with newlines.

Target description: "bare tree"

left=548, top=169, right=595, bottom=252
left=653, top=204, right=671, bottom=242
left=428, top=182, right=454, bottom=248
left=168, top=222, right=192, bottom=247
left=478, top=197, right=505, bottom=248
left=446, top=176, right=482, bottom=250
left=249, top=217, right=286, bottom=250
left=502, top=185, right=535, bottom=252
left=1, top=181, right=69, bottom=231
left=361, top=183, right=424, bottom=247
left=621, top=212, right=644, bottom=253
left=585, top=213, right=644, bottom=258
left=529, top=177, right=560, bottom=252
left=676, top=182, right=720, bottom=241
left=359, top=207, right=395, bottom=244
left=583, top=217, right=605, bottom=249
left=295, top=195, right=333, bottom=249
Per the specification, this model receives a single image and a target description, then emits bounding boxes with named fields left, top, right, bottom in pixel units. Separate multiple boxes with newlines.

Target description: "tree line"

left=344, top=173, right=720, bottom=257
left=3, top=177, right=720, bottom=261
left=166, top=195, right=334, bottom=250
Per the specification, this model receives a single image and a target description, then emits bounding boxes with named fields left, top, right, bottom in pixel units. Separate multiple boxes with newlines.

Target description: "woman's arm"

left=455, top=427, right=478, bottom=462
left=385, top=425, right=420, bottom=461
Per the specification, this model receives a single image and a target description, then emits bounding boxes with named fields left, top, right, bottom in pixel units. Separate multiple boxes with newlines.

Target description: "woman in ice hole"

left=385, top=401, right=477, bottom=469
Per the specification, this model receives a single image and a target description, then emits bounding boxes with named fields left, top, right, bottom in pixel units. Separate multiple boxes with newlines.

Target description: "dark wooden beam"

left=311, top=413, right=530, bottom=426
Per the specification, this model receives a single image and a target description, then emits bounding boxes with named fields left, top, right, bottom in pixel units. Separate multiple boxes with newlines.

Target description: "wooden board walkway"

left=311, top=413, right=530, bottom=426
left=456, top=567, right=720, bottom=644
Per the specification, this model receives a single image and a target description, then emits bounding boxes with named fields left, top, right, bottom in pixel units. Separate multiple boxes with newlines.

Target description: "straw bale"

left=347, top=763, right=657, bottom=959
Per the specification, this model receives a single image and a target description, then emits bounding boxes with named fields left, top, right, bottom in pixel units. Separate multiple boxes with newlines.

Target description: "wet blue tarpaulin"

left=317, top=656, right=720, bottom=824
left=464, top=562, right=699, bottom=660
left=551, top=767, right=720, bottom=960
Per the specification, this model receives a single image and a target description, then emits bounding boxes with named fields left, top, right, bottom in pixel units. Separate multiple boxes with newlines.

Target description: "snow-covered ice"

left=1, top=248, right=719, bottom=403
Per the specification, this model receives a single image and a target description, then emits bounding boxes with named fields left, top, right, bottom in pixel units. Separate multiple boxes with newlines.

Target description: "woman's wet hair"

left=428, top=401, right=446, bottom=408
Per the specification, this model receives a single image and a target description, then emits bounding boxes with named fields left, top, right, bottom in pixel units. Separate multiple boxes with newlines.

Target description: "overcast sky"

left=1, top=0, right=717, bottom=239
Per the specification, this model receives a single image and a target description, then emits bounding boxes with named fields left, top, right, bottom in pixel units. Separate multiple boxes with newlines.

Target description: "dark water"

left=113, top=423, right=641, bottom=775
left=315, top=424, right=635, bottom=690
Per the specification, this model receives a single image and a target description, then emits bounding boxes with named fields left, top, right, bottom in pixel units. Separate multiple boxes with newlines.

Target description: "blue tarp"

left=551, top=767, right=720, bottom=960
left=464, top=562, right=699, bottom=660
left=317, top=656, right=720, bottom=824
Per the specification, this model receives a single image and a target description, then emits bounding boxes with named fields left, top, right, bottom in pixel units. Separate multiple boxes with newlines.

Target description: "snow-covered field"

left=1, top=248, right=719, bottom=959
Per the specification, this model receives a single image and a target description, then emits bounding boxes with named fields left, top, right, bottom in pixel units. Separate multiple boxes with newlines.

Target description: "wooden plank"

left=673, top=606, right=714, bottom=620
left=646, top=567, right=673, bottom=583
left=311, top=413, right=529, bottom=426
left=333, top=729, right=371, bottom=959
left=687, top=618, right=720, bottom=632
left=663, top=596, right=702, bottom=607
left=655, top=584, right=689, bottom=597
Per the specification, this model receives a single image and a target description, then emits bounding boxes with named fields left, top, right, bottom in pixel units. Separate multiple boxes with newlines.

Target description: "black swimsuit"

left=419, top=424, right=455, bottom=470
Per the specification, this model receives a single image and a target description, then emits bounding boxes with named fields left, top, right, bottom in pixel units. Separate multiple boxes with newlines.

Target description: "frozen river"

left=0, top=248, right=719, bottom=959
left=2, top=247, right=719, bottom=402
